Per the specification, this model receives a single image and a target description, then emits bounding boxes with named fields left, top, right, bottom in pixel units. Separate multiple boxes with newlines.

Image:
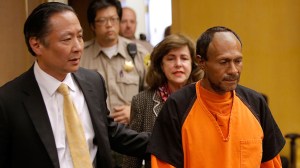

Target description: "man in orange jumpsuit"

left=147, top=26, right=285, bottom=168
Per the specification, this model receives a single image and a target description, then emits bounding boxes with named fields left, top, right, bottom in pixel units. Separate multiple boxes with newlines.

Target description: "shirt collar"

left=91, top=36, right=129, bottom=59
left=34, top=61, right=76, bottom=96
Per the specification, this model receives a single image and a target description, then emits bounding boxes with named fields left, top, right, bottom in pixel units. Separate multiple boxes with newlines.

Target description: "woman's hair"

left=146, top=34, right=203, bottom=90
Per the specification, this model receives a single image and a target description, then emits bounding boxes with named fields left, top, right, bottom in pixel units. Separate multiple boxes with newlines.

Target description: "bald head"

left=119, top=7, right=137, bottom=39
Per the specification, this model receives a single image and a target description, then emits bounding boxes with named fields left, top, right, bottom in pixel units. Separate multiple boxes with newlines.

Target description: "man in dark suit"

left=0, top=2, right=149, bottom=168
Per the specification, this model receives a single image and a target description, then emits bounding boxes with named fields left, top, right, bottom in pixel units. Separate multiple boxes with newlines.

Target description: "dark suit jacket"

left=123, top=89, right=164, bottom=168
left=0, top=66, right=149, bottom=168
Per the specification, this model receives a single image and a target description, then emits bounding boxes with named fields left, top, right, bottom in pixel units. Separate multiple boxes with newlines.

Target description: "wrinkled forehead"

left=212, top=32, right=241, bottom=45
left=210, top=32, right=241, bottom=49
left=207, top=32, right=242, bottom=58
left=123, top=8, right=136, bottom=18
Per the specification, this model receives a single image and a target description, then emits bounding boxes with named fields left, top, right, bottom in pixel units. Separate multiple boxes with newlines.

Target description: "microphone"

left=127, top=43, right=137, bottom=62
left=126, top=43, right=143, bottom=92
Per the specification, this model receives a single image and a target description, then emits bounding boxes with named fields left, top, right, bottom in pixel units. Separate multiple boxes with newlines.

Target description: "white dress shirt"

left=34, top=62, right=97, bottom=168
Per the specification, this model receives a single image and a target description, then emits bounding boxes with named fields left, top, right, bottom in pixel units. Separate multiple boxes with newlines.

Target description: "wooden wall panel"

left=172, top=0, right=300, bottom=164
left=0, top=0, right=45, bottom=85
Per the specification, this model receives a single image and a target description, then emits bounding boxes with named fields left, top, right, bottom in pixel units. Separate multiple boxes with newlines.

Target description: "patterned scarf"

left=157, top=83, right=171, bottom=102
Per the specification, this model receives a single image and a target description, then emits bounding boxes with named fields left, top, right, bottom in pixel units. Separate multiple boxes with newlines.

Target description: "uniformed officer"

left=80, top=0, right=149, bottom=125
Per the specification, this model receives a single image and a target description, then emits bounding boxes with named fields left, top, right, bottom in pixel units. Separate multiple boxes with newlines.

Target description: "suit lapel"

left=74, top=68, right=120, bottom=167
left=72, top=69, right=110, bottom=155
left=152, top=91, right=163, bottom=117
left=23, top=67, right=60, bottom=168
left=72, top=69, right=106, bottom=135
left=72, top=70, right=100, bottom=119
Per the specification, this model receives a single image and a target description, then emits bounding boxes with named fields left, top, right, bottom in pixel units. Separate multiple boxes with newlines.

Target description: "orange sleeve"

left=151, top=155, right=175, bottom=168
left=260, top=154, right=282, bottom=168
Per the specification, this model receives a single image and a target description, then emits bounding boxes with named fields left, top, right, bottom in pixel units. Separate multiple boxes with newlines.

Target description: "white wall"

left=121, top=0, right=149, bottom=41
left=120, top=0, right=172, bottom=46
left=148, top=0, right=172, bottom=45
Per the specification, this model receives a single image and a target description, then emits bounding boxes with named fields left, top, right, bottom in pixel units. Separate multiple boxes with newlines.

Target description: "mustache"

left=223, top=74, right=240, bottom=81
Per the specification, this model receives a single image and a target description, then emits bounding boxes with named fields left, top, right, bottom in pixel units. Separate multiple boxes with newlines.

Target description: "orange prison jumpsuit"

left=148, top=81, right=285, bottom=168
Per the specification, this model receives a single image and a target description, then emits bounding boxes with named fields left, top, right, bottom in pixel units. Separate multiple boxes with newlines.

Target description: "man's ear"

left=197, top=55, right=205, bottom=69
left=29, top=37, right=42, bottom=56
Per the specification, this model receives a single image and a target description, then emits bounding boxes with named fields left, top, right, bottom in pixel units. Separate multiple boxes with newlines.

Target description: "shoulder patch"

left=143, top=54, right=151, bottom=68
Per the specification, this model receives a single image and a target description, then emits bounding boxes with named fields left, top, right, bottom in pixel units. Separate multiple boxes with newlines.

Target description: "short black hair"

left=23, top=2, right=74, bottom=56
left=196, top=26, right=242, bottom=60
left=87, top=0, right=122, bottom=27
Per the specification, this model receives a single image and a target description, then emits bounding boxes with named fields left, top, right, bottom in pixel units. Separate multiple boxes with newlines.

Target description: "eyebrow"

left=61, top=28, right=83, bottom=36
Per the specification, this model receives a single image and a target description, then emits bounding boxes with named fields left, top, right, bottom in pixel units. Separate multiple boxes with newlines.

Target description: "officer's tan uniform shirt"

left=80, top=36, right=149, bottom=112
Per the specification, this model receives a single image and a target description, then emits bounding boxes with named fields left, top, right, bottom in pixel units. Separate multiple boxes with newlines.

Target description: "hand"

left=110, top=105, right=131, bottom=125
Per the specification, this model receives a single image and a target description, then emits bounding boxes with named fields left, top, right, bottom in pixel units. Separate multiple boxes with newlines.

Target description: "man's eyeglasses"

left=95, top=17, right=119, bottom=26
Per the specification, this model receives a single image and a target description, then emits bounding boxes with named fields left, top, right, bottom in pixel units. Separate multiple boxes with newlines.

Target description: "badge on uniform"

left=123, top=60, right=134, bottom=72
